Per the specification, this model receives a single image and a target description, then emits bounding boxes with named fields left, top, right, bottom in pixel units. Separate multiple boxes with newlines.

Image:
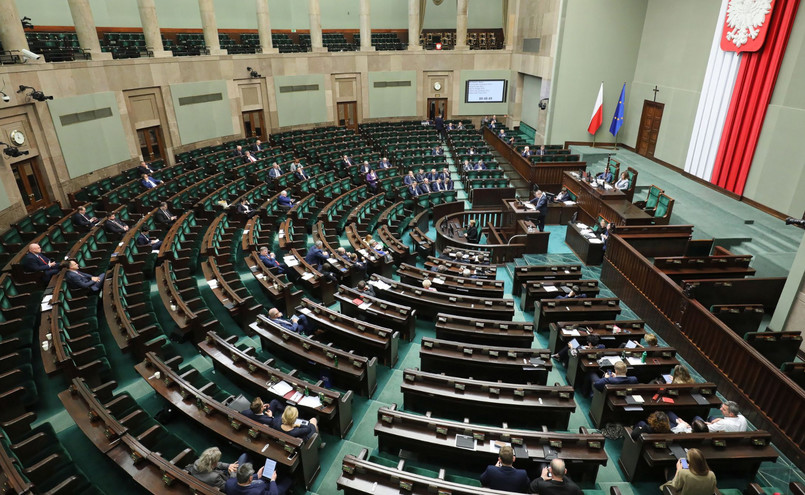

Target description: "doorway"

left=427, top=98, right=448, bottom=121
left=12, top=158, right=51, bottom=212
left=137, top=126, right=166, bottom=162
left=242, top=110, right=266, bottom=139
left=337, top=102, right=358, bottom=131
left=635, top=100, right=664, bottom=158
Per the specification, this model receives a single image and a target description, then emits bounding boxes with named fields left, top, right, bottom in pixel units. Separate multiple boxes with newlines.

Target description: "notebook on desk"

left=691, top=393, right=710, bottom=406
left=455, top=434, right=476, bottom=450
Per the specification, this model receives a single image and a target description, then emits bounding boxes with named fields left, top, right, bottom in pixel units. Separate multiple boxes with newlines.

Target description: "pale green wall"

left=468, top=0, right=503, bottom=29
left=321, top=0, right=360, bottom=30
left=743, top=5, right=805, bottom=216
left=456, top=70, right=512, bottom=116
left=619, top=0, right=720, bottom=167
left=47, top=92, right=130, bottom=178
left=370, top=0, right=408, bottom=29
left=548, top=0, right=647, bottom=144
left=0, top=183, right=12, bottom=211
left=521, top=74, right=542, bottom=130
left=423, top=0, right=457, bottom=29
left=267, top=0, right=310, bottom=30
left=273, top=75, right=328, bottom=128
left=169, top=81, right=235, bottom=145
left=367, top=71, right=418, bottom=118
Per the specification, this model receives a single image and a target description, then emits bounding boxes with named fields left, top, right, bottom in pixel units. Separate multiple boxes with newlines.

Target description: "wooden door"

left=636, top=100, right=664, bottom=157
left=337, top=102, right=358, bottom=131
left=242, top=110, right=266, bottom=139
left=137, top=126, right=166, bottom=161
left=427, top=98, right=448, bottom=121
left=12, top=158, right=51, bottom=212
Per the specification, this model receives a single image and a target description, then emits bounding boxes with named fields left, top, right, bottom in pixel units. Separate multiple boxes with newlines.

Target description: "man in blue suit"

left=294, top=165, right=309, bottom=181
left=305, top=241, right=329, bottom=270
left=268, top=307, right=314, bottom=335
left=403, top=171, right=416, bottom=185
left=258, top=247, right=285, bottom=274
left=21, top=243, right=60, bottom=282
left=277, top=190, right=294, bottom=210
left=591, top=360, right=638, bottom=397
left=140, top=174, right=162, bottom=189
left=136, top=229, right=162, bottom=251
left=268, top=162, right=283, bottom=178
left=64, top=259, right=105, bottom=292
left=378, top=157, right=391, bottom=169
left=480, top=446, right=530, bottom=493
left=596, top=168, right=613, bottom=183
left=528, top=190, right=549, bottom=232
left=408, top=182, right=421, bottom=197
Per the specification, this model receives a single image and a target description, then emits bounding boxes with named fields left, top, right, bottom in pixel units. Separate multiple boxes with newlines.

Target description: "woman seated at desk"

left=276, top=405, right=319, bottom=442
left=615, top=172, right=631, bottom=190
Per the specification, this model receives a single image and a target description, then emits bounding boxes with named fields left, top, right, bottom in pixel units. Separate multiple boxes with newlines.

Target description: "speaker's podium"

left=503, top=199, right=578, bottom=226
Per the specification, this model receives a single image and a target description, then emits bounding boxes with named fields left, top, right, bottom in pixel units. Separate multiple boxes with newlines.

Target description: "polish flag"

left=588, top=83, right=604, bottom=134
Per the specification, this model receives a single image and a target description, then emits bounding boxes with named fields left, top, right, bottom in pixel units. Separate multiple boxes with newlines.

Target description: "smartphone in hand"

left=680, top=459, right=689, bottom=469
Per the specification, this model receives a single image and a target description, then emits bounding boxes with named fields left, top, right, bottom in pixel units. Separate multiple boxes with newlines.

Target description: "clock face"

left=433, top=82, right=442, bottom=91
left=10, top=130, right=24, bottom=146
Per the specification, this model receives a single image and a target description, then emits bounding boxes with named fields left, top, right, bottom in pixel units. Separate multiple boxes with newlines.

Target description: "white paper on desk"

left=299, top=307, right=312, bottom=315
left=663, top=374, right=673, bottom=384
left=40, top=303, right=52, bottom=312
left=588, top=238, right=604, bottom=244
left=298, top=395, right=322, bottom=409
left=269, top=380, right=294, bottom=396
left=327, top=258, right=339, bottom=265
left=626, top=356, right=644, bottom=366
left=207, top=279, right=219, bottom=289
left=523, top=202, right=536, bottom=210
left=631, top=395, right=645, bottom=403
left=369, top=280, right=391, bottom=290
left=569, top=338, right=580, bottom=349
left=564, top=201, right=576, bottom=205
left=562, top=329, right=581, bottom=336
left=358, top=301, right=372, bottom=310
left=543, top=285, right=559, bottom=292
left=625, top=340, right=638, bottom=349
left=432, top=278, right=445, bottom=284
left=358, top=249, right=369, bottom=257
left=284, top=256, right=299, bottom=266
left=624, top=406, right=644, bottom=412
left=287, top=391, right=303, bottom=403
left=301, top=272, right=314, bottom=280
left=576, top=223, right=588, bottom=229
left=151, top=249, right=160, bottom=254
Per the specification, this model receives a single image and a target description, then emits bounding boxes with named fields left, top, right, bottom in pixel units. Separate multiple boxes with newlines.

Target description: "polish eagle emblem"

left=722, top=0, right=774, bottom=52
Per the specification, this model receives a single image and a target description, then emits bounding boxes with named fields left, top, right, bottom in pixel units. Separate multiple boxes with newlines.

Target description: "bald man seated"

left=267, top=307, right=314, bottom=335
left=529, top=459, right=583, bottom=495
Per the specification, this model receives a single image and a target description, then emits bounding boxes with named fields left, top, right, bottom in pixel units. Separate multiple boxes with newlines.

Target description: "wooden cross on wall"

left=652, top=85, right=660, bottom=102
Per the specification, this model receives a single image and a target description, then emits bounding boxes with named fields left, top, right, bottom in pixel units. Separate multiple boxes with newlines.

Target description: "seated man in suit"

left=294, top=165, right=309, bottom=181
left=465, top=219, right=480, bottom=244
left=341, top=154, right=354, bottom=167
left=521, top=146, right=532, bottom=157
left=414, top=168, right=426, bottom=183
left=439, top=167, right=451, bottom=181
left=378, top=157, right=391, bottom=169
left=446, top=122, right=455, bottom=131
left=356, top=279, right=375, bottom=297
left=456, top=121, right=465, bottom=130
left=277, top=190, right=294, bottom=210
left=497, top=128, right=507, bottom=139
left=555, top=285, right=587, bottom=299
left=239, top=397, right=282, bottom=427
left=365, top=169, right=379, bottom=194
left=432, top=178, right=444, bottom=192
left=136, top=228, right=162, bottom=251
left=596, top=168, right=614, bottom=183
left=480, top=116, right=490, bottom=127
left=243, top=151, right=258, bottom=164
left=408, top=181, right=421, bottom=197
left=258, top=247, right=286, bottom=274
left=104, top=212, right=129, bottom=237
left=480, top=445, right=530, bottom=493
left=304, top=240, right=329, bottom=270
left=529, top=459, right=582, bottom=495
left=418, top=178, right=433, bottom=195
left=403, top=171, right=416, bottom=185
left=267, top=307, right=314, bottom=335
left=267, top=162, right=283, bottom=179
left=64, top=259, right=105, bottom=292
left=468, top=146, right=476, bottom=156
left=72, top=206, right=99, bottom=230
left=615, top=172, right=630, bottom=190
left=232, top=145, right=244, bottom=157
left=237, top=199, right=259, bottom=219
left=252, top=139, right=264, bottom=153
left=359, top=161, right=371, bottom=175
left=590, top=360, right=638, bottom=398
left=140, top=173, right=162, bottom=189
left=425, top=168, right=439, bottom=182
left=155, top=201, right=177, bottom=224
left=224, top=462, right=291, bottom=495
left=137, top=160, right=156, bottom=175
left=443, top=176, right=454, bottom=190
left=431, top=145, right=444, bottom=156
left=462, top=159, right=473, bottom=172
left=474, top=160, right=487, bottom=171
left=536, top=145, right=547, bottom=156
left=21, top=243, right=60, bottom=282
left=553, top=187, right=571, bottom=203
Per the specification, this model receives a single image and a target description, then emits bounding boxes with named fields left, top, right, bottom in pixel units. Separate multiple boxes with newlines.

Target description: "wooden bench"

left=566, top=347, right=679, bottom=389
left=375, top=404, right=607, bottom=484
left=534, top=298, right=622, bottom=331
left=548, top=320, right=646, bottom=354
left=420, top=337, right=551, bottom=384
left=512, top=264, right=583, bottom=296
left=654, top=255, right=756, bottom=283
left=397, top=262, right=505, bottom=298
left=402, top=367, right=575, bottom=429
left=424, top=256, right=498, bottom=278
left=155, top=260, right=214, bottom=342
left=285, top=248, right=336, bottom=305
left=681, top=277, right=786, bottom=312
left=434, top=313, right=534, bottom=348
left=102, top=265, right=166, bottom=356
left=744, top=331, right=803, bottom=368
left=251, top=314, right=378, bottom=397
left=589, top=382, right=721, bottom=428
left=521, top=279, right=601, bottom=311
left=619, top=427, right=777, bottom=482
left=335, top=285, right=417, bottom=342
left=244, top=250, right=303, bottom=316
left=710, top=304, right=764, bottom=336
left=409, top=227, right=434, bottom=258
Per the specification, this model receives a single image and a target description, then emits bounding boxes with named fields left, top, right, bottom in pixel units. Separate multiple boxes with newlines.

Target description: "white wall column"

left=255, top=0, right=278, bottom=54
left=359, top=0, right=374, bottom=51
left=408, top=0, right=422, bottom=50
left=67, top=0, right=111, bottom=60
left=504, top=0, right=519, bottom=51
left=0, top=0, right=31, bottom=57
left=198, top=0, right=225, bottom=55
left=137, top=0, right=171, bottom=57
left=455, top=0, right=469, bottom=50
left=308, top=0, right=325, bottom=52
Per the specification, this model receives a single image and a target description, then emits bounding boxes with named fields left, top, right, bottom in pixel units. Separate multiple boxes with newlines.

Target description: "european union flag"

left=609, top=83, right=626, bottom=137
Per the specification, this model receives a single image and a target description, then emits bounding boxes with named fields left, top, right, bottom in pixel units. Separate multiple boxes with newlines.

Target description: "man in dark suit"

left=21, top=243, right=60, bottom=282
left=305, top=241, right=329, bottom=270
left=425, top=168, right=438, bottom=182
left=232, top=145, right=244, bottom=157
left=72, top=206, right=98, bottom=230
left=444, top=177, right=454, bottom=190
left=432, top=179, right=444, bottom=192
left=403, top=171, right=416, bottom=185
left=536, top=145, right=547, bottom=156
left=359, top=161, right=371, bottom=175
left=341, top=154, right=354, bottom=167
left=474, top=160, right=486, bottom=171
left=243, top=151, right=258, bottom=164
left=252, top=139, right=264, bottom=153
left=529, top=190, right=549, bottom=232
left=239, top=397, right=282, bottom=428
left=529, top=459, right=583, bottom=495
left=596, top=169, right=613, bottom=183
left=434, top=114, right=445, bottom=141
left=555, top=285, right=587, bottom=299
left=414, top=169, right=426, bottom=183
left=591, top=360, right=638, bottom=397
left=439, top=167, right=451, bottom=181
left=418, top=179, right=432, bottom=195
left=408, top=182, right=421, bottom=197
left=294, top=165, right=309, bottom=181
left=277, top=190, right=294, bottom=210
left=378, top=157, right=391, bottom=169
left=268, top=162, right=283, bottom=178
left=136, top=228, right=162, bottom=251
left=465, top=219, right=480, bottom=244
left=155, top=202, right=177, bottom=224
left=480, top=446, right=530, bottom=493
left=140, top=174, right=162, bottom=189
left=268, top=307, right=314, bottom=335
left=258, top=247, right=285, bottom=274
left=104, top=213, right=129, bottom=237
left=237, top=199, right=259, bottom=219
left=431, top=145, right=443, bottom=156
left=521, top=146, right=532, bottom=157
left=137, top=161, right=156, bottom=175
left=64, top=259, right=105, bottom=292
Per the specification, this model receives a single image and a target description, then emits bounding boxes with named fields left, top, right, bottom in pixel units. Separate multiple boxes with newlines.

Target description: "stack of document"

left=207, top=279, right=219, bottom=289
left=40, top=295, right=53, bottom=312
left=284, top=256, right=299, bottom=267
left=369, top=279, right=391, bottom=290
left=268, top=380, right=294, bottom=396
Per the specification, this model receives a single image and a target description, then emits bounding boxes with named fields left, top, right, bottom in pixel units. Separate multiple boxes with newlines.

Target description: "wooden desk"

left=566, top=347, right=679, bottom=388
left=562, top=172, right=652, bottom=226
left=503, top=199, right=579, bottom=226
left=512, top=264, right=583, bottom=296
left=534, top=298, right=622, bottom=331
left=424, top=256, right=498, bottom=278
left=565, top=221, right=605, bottom=265
left=335, top=285, right=417, bottom=342
left=435, top=313, right=534, bottom=348
left=521, top=279, right=601, bottom=311
left=402, top=368, right=575, bottom=429
left=397, top=262, right=505, bottom=298
left=548, top=320, right=646, bottom=354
